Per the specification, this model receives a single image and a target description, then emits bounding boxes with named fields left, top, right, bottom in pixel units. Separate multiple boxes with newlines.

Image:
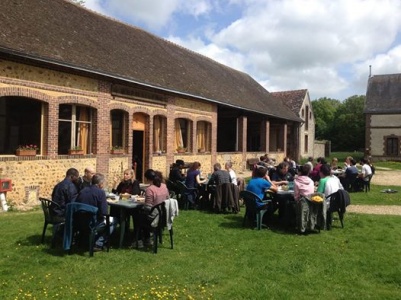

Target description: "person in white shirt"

left=324, top=175, right=344, bottom=198
left=359, top=158, right=373, bottom=181
left=224, top=161, right=237, bottom=185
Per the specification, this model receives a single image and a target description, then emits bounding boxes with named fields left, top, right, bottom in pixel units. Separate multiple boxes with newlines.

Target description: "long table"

left=107, top=199, right=144, bottom=248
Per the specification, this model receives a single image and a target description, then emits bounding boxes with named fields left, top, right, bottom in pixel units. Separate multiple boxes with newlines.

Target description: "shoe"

left=93, top=246, right=103, bottom=252
left=144, top=238, right=154, bottom=247
left=132, top=240, right=144, bottom=249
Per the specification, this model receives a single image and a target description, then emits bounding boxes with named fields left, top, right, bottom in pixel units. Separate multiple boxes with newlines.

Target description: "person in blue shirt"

left=51, top=168, right=80, bottom=219
left=76, top=173, right=116, bottom=251
left=246, top=165, right=278, bottom=207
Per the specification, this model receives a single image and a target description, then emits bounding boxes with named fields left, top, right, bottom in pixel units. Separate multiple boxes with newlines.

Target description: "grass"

left=1, top=182, right=401, bottom=299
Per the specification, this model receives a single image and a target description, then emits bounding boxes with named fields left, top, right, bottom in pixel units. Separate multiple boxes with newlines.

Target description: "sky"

left=83, top=0, right=401, bottom=101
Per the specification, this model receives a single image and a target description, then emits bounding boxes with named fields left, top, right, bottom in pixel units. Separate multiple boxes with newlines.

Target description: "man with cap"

left=169, top=159, right=186, bottom=183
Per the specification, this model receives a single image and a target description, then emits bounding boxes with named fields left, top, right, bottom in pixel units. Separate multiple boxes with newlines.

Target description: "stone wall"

left=0, top=157, right=96, bottom=211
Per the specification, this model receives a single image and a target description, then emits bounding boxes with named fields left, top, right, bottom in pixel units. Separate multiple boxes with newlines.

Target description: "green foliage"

left=312, top=95, right=366, bottom=151
left=311, top=97, right=341, bottom=139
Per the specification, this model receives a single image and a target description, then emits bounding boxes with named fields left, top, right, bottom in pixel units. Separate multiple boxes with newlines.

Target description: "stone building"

left=365, top=73, right=401, bottom=161
left=0, top=0, right=302, bottom=209
left=271, top=89, right=315, bottom=160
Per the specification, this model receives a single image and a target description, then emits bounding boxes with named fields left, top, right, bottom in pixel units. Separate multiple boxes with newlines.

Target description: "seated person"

left=168, top=159, right=186, bottom=183
left=246, top=165, right=278, bottom=206
left=331, top=157, right=339, bottom=170
left=76, top=166, right=95, bottom=191
left=76, top=173, right=116, bottom=251
left=208, top=163, right=231, bottom=186
left=356, top=157, right=373, bottom=189
left=310, top=157, right=326, bottom=182
left=207, top=163, right=232, bottom=207
left=316, top=164, right=331, bottom=195
left=318, top=164, right=343, bottom=205
left=225, top=161, right=245, bottom=192
left=284, top=156, right=297, bottom=176
left=112, top=169, right=141, bottom=196
left=271, top=162, right=294, bottom=186
left=224, top=161, right=237, bottom=185
left=185, top=161, right=207, bottom=206
left=294, top=164, right=314, bottom=201
left=51, top=168, right=80, bottom=220
left=339, top=158, right=359, bottom=191
left=134, top=169, right=169, bottom=248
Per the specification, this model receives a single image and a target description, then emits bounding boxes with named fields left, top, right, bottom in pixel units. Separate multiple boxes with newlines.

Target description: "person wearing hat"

left=169, top=159, right=186, bottom=183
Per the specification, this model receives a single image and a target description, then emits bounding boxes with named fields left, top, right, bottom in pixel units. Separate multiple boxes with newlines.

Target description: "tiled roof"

left=0, top=0, right=300, bottom=122
left=365, top=74, right=401, bottom=114
left=271, top=89, right=308, bottom=115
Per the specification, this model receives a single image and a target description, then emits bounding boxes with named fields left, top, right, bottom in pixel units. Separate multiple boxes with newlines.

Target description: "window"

left=304, top=134, right=308, bottom=153
left=111, top=110, right=125, bottom=149
left=153, top=115, right=167, bottom=153
left=196, top=121, right=211, bottom=152
left=0, top=96, right=43, bottom=155
left=386, top=136, right=399, bottom=156
left=174, top=118, right=191, bottom=151
left=58, top=104, right=93, bottom=154
left=305, top=105, right=309, bottom=130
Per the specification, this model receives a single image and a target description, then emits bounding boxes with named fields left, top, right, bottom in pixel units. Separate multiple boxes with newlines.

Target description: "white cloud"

left=85, top=0, right=401, bottom=100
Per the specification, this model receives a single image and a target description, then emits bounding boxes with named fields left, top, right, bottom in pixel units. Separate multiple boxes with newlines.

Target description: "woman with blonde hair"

left=112, top=169, right=140, bottom=196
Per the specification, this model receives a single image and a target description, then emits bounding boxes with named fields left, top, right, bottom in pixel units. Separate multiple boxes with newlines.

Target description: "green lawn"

left=1, top=184, right=401, bottom=299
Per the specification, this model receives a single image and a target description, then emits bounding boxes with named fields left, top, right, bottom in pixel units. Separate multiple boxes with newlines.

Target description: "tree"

left=311, top=95, right=366, bottom=151
left=311, top=97, right=341, bottom=140
left=330, top=95, right=366, bottom=151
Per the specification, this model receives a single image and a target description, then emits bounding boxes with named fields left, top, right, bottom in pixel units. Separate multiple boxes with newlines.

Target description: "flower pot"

left=68, top=149, right=84, bottom=155
left=111, top=149, right=124, bottom=154
left=198, top=148, right=205, bottom=153
left=177, top=149, right=186, bottom=153
left=16, top=149, right=37, bottom=156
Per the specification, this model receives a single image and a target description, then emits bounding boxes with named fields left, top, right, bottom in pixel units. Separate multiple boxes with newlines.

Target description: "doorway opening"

left=132, top=130, right=144, bottom=182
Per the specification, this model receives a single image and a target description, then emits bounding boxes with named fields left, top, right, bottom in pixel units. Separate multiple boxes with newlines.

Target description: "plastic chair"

left=363, top=174, right=373, bottom=192
left=240, top=190, right=271, bottom=230
left=135, top=201, right=174, bottom=254
left=166, top=179, right=179, bottom=196
left=214, top=183, right=240, bottom=213
left=176, top=181, right=198, bottom=210
left=39, top=197, right=65, bottom=248
left=63, top=202, right=110, bottom=257
left=326, top=189, right=351, bottom=229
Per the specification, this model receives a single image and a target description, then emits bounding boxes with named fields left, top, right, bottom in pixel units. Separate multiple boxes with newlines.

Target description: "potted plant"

left=68, top=146, right=84, bottom=155
left=111, top=145, right=124, bottom=154
left=176, top=146, right=186, bottom=153
left=16, top=144, right=39, bottom=156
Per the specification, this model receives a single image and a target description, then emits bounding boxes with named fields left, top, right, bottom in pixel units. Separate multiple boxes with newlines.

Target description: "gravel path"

left=347, top=205, right=401, bottom=215
left=350, top=168, right=401, bottom=215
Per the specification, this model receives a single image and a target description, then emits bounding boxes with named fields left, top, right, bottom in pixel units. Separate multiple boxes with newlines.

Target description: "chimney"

left=369, top=65, right=372, bottom=77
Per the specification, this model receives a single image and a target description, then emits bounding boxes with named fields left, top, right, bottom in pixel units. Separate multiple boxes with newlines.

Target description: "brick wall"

left=0, top=59, right=219, bottom=211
